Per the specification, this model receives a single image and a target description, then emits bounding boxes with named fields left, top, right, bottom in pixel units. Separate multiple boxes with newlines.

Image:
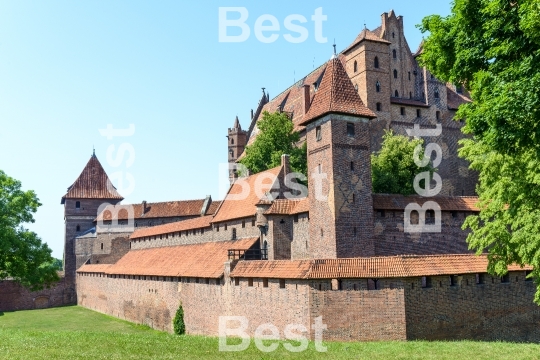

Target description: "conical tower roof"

left=233, top=116, right=241, bottom=130
left=299, top=57, right=376, bottom=126
left=61, top=153, right=124, bottom=204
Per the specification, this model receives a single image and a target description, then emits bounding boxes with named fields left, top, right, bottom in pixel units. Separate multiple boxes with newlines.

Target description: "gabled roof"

left=130, top=215, right=214, bottom=239
left=230, top=254, right=531, bottom=279
left=95, top=199, right=221, bottom=222
left=77, top=237, right=259, bottom=278
left=342, top=28, right=391, bottom=54
left=446, top=85, right=472, bottom=110
left=61, top=154, right=123, bottom=204
left=264, top=197, right=309, bottom=215
left=299, top=57, right=376, bottom=126
left=212, top=166, right=283, bottom=223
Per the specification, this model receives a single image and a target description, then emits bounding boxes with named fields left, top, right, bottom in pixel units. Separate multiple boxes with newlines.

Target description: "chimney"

left=303, top=84, right=311, bottom=115
left=281, top=154, right=290, bottom=179
left=141, top=201, right=147, bottom=216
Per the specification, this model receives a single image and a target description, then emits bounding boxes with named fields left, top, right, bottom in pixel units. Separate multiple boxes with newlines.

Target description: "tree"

left=239, top=111, right=307, bottom=178
left=173, top=303, right=186, bottom=335
left=0, top=170, right=59, bottom=290
left=419, top=0, right=540, bottom=301
left=371, top=130, right=433, bottom=195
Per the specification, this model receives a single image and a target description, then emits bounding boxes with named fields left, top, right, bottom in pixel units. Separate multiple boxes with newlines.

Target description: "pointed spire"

left=61, top=155, right=124, bottom=204
left=299, top=56, right=376, bottom=126
left=233, top=116, right=241, bottom=130
left=331, top=40, right=337, bottom=59
left=92, top=146, right=96, bottom=158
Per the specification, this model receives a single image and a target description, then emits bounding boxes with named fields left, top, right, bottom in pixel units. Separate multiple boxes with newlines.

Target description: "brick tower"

left=61, top=151, right=123, bottom=286
left=299, top=54, right=377, bottom=259
left=227, top=116, right=247, bottom=183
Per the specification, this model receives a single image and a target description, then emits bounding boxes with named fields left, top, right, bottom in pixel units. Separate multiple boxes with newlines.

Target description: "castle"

left=2, top=11, right=539, bottom=342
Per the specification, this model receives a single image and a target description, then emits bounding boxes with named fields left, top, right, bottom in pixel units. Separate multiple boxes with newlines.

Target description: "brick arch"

left=34, top=296, right=50, bottom=309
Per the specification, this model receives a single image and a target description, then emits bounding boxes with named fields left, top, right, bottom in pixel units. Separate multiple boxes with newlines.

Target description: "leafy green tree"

left=239, top=111, right=307, bottom=178
left=0, top=170, right=59, bottom=290
left=371, top=131, right=433, bottom=195
left=419, top=0, right=540, bottom=301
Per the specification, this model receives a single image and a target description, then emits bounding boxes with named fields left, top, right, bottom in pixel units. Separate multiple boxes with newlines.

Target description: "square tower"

left=299, top=55, right=377, bottom=259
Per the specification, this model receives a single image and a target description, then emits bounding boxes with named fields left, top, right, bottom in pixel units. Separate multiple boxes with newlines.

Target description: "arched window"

left=374, top=57, right=379, bottom=69
left=354, top=60, right=358, bottom=73
left=434, top=88, right=440, bottom=98
left=393, top=49, right=397, bottom=59
left=376, top=81, right=380, bottom=92
left=75, top=201, right=80, bottom=209
left=76, top=225, right=80, bottom=232
left=395, top=90, right=399, bottom=97
left=394, top=69, right=398, bottom=79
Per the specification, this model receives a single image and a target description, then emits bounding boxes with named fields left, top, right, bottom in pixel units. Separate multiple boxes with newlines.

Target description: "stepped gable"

left=130, top=215, right=213, bottom=239
left=61, top=153, right=123, bottom=204
left=372, top=194, right=480, bottom=211
left=212, top=166, right=283, bottom=223
left=96, top=199, right=221, bottom=221
left=299, top=57, right=376, bottom=126
left=230, top=254, right=531, bottom=279
left=78, top=237, right=259, bottom=278
left=342, top=27, right=391, bottom=54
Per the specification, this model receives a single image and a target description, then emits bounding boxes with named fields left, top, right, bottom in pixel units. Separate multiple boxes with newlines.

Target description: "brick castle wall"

left=0, top=276, right=74, bottom=311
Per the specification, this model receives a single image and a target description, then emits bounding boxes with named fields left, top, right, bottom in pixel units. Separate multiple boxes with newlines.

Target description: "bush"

left=173, top=304, right=185, bottom=335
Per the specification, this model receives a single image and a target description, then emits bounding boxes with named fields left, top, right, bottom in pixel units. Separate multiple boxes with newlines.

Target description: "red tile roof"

left=77, top=264, right=112, bottom=273
left=77, top=237, right=259, bottom=278
left=96, top=199, right=221, bottom=221
left=299, top=57, right=376, bottom=126
left=61, top=155, right=123, bottom=203
left=372, top=194, right=480, bottom=212
left=130, top=215, right=213, bottom=239
left=212, top=166, right=283, bottom=223
left=264, top=197, right=309, bottom=215
left=230, top=255, right=531, bottom=279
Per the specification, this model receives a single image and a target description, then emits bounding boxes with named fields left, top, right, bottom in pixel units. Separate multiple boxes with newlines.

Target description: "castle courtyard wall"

left=0, top=276, right=75, bottom=311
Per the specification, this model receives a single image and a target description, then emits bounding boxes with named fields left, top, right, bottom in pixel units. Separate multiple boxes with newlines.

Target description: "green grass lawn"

left=0, top=306, right=539, bottom=360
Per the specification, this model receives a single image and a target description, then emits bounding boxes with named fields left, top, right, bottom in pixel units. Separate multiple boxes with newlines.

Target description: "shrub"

left=173, top=303, right=185, bottom=335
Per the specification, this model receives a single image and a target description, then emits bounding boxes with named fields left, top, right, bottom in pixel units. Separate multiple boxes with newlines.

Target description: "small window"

left=476, top=273, right=485, bottom=284
left=393, top=49, right=397, bottom=58
left=416, top=109, right=421, bottom=118
left=231, top=138, right=234, bottom=145
left=376, top=81, right=381, bottom=92
left=248, top=278, right=253, bottom=287
left=216, top=224, right=219, bottom=232
left=100, top=243, right=104, bottom=250
left=451, top=211, right=458, bottom=218
left=378, top=210, right=385, bottom=218
left=353, top=227, right=357, bottom=236
left=224, top=224, right=228, bottom=231
left=392, top=32, right=395, bottom=38
left=368, top=279, right=379, bottom=290
left=242, top=220, right=245, bottom=228
left=436, top=111, right=441, bottom=121
left=409, top=92, right=412, bottom=99
left=374, top=56, right=379, bottom=68
left=408, top=72, right=411, bottom=81
left=234, top=278, right=239, bottom=286
left=337, top=279, right=343, bottom=291
left=316, top=126, right=322, bottom=141
left=252, top=219, right=255, bottom=226
left=75, top=201, right=80, bottom=209
left=354, top=60, right=358, bottom=73
left=347, top=123, right=355, bottom=137
left=422, top=276, right=432, bottom=288
left=434, top=88, right=439, bottom=98
left=376, top=102, right=382, bottom=111
left=293, top=214, right=299, bottom=223
left=450, top=275, right=458, bottom=286
left=205, top=278, right=210, bottom=285
left=501, top=274, right=510, bottom=283
left=350, top=161, right=354, bottom=171
left=393, top=69, right=398, bottom=79
left=400, top=107, right=405, bottom=116
left=456, top=85, right=463, bottom=94
left=263, top=278, right=268, bottom=287
left=320, top=228, right=323, bottom=237
left=431, top=74, right=434, bottom=79
left=352, top=193, right=355, bottom=204
left=232, top=228, right=237, bottom=240
left=216, top=278, right=221, bottom=285
left=76, top=225, right=80, bottom=232
left=279, top=279, right=285, bottom=289
left=395, top=90, right=399, bottom=97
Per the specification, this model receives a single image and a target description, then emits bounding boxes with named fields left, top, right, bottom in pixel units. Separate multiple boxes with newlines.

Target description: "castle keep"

left=2, top=11, right=538, bottom=342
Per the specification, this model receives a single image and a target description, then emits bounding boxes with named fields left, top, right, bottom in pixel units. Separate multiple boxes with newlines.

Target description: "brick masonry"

left=0, top=276, right=74, bottom=312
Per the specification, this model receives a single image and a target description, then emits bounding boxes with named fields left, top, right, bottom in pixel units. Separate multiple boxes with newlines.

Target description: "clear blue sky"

left=0, top=1, right=451, bottom=258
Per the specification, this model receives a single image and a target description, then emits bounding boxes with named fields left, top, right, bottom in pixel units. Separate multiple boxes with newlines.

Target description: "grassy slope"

left=0, top=306, right=539, bottom=360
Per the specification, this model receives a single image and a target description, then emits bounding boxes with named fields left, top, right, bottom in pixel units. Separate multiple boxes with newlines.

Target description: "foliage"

left=419, top=0, right=540, bottom=301
left=371, top=131, right=433, bottom=195
left=173, top=303, right=185, bottom=335
left=2, top=306, right=540, bottom=359
left=0, top=170, right=59, bottom=290
left=239, top=111, right=307, bottom=178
